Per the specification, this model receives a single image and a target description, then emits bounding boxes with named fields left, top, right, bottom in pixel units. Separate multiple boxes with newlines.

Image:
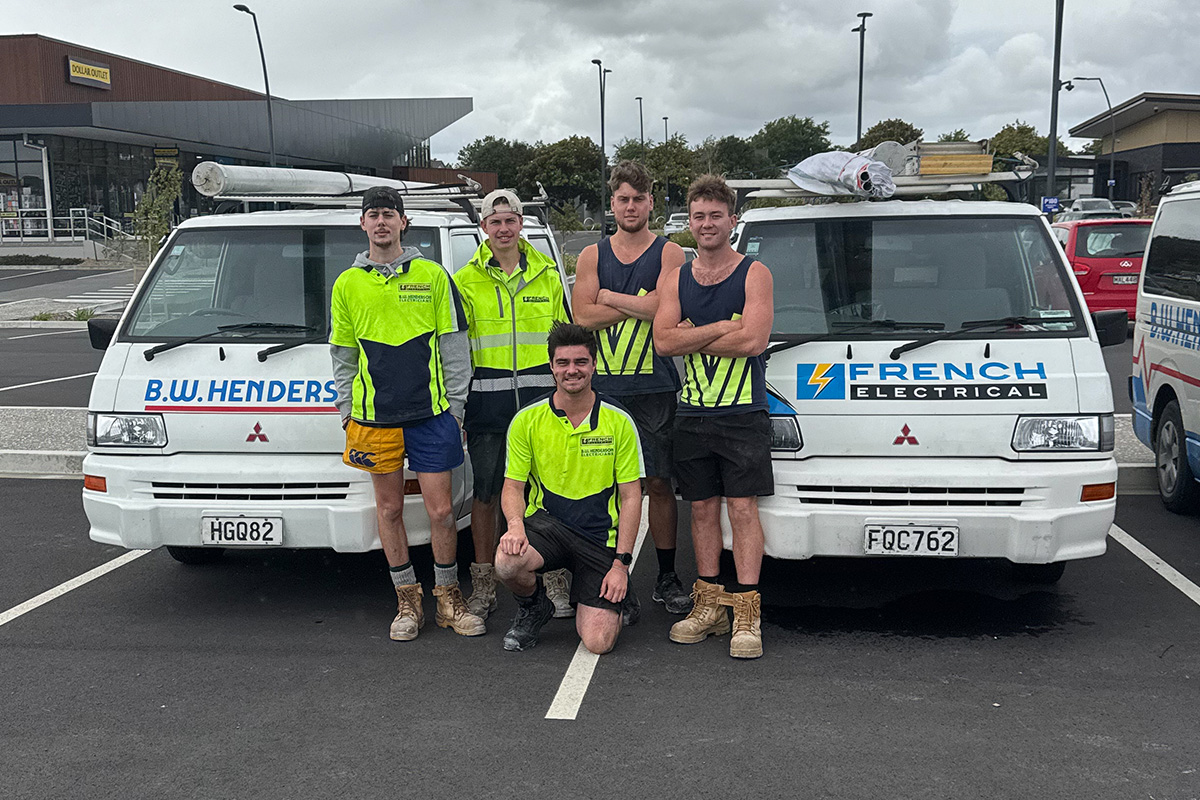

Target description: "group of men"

left=329, top=161, right=774, bottom=659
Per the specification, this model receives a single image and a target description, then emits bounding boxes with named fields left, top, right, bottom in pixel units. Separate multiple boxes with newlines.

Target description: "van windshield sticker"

left=1033, top=309, right=1073, bottom=318
left=745, top=240, right=761, bottom=255
left=796, top=361, right=1048, bottom=401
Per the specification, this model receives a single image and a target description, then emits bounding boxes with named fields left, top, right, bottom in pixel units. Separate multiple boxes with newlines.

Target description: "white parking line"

left=0, top=550, right=150, bottom=628
left=1110, top=524, right=1200, bottom=607
left=0, top=372, right=98, bottom=393
left=545, top=502, right=649, bottom=721
left=6, top=329, right=87, bottom=340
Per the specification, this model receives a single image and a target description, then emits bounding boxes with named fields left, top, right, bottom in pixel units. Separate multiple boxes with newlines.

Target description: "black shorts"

left=673, top=410, right=775, bottom=501
left=467, top=431, right=507, bottom=503
left=610, top=390, right=675, bottom=480
left=523, top=510, right=620, bottom=612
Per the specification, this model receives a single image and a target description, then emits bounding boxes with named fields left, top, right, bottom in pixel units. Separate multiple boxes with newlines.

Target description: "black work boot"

left=621, top=589, right=641, bottom=627
left=652, top=571, right=694, bottom=615
left=502, top=580, right=554, bottom=652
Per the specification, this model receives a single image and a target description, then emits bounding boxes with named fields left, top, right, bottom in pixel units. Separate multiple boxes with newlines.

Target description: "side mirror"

left=88, top=317, right=119, bottom=350
left=1091, top=309, right=1128, bottom=347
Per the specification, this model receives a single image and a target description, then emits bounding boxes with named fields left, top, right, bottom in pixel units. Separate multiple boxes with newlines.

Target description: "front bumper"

left=731, top=456, right=1117, bottom=562
left=81, top=453, right=444, bottom=552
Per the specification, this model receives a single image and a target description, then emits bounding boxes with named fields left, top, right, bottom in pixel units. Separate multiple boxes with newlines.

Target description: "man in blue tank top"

left=653, top=174, right=774, bottom=659
left=573, top=160, right=692, bottom=615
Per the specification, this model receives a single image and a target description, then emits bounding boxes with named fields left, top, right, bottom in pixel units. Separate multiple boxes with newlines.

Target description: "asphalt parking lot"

left=1, top=480, right=1198, bottom=799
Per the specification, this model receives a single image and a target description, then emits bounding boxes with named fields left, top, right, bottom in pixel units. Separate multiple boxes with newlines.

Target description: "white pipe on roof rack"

left=192, top=162, right=435, bottom=198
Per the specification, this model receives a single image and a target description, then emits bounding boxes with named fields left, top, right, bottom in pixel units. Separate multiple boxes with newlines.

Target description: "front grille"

left=793, top=485, right=1026, bottom=507
left=151, top=481, right=351, bottom=501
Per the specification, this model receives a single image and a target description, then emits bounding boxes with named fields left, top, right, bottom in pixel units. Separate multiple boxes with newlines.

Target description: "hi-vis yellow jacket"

left=452, top=238, right=571, bottom=432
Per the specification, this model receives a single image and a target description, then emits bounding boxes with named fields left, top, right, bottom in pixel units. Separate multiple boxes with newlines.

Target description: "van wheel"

left=1155, top=400, right=1200, bottom=514
left=1011, top=562, right=1066, bottom=584
left=166, top=546, right=225, bottom=565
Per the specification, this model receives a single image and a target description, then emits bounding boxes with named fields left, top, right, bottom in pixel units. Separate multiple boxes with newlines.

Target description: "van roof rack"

left=728, top=170, right=1033, bottom=213
left=191, top=162, right=552, bottom=224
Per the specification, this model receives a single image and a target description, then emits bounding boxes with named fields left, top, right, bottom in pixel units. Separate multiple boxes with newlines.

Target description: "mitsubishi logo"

left=246, top=422, right=269, bottom=443
left=893, top=424, right=919, bottom=445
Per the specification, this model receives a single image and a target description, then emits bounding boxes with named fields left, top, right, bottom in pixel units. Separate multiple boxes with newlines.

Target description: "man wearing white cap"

left=452, top=189, right=574, bottom=619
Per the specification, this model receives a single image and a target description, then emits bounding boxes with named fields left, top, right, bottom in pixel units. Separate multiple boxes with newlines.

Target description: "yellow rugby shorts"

left=343, top=420, right=405, bottom=474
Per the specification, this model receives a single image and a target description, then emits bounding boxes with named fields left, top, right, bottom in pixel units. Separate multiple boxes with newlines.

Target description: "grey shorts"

left=467, top=431, right=507, bottom=503
left=609, top=390, right=676, bottom=480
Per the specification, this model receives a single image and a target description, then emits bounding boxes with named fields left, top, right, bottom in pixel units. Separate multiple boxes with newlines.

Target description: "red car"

left=1052, top=218, right=1151, bottom=319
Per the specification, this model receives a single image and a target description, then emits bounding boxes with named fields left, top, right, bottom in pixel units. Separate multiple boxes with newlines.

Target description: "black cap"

left=361, top=186, right=405, bottom=214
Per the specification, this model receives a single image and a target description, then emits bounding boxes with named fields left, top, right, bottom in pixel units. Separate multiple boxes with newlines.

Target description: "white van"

left=82, top=166, right=567, bottom=564
left=729, top=188, right=1126, bottom=582
left=1131, top=180, right=1200, bottom=511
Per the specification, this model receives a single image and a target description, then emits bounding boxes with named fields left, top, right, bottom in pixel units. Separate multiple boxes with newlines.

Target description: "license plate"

left=864, top=523, right=958, bottom=556
left=1112, top=275, right=1139, bottom=284
left=201, top=515, right=283, bottom=546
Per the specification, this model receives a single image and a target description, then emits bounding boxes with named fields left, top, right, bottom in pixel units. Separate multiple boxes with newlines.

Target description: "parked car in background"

left=1052, top=218, right=1151, bottom=319
left=1071, top=197, right=1117, bottom=212
left=1113, top=200, right=1138, bottom=215
left=1054, top=209, right=1128, bottom=223
left=663, top=212, right=688, bottom=236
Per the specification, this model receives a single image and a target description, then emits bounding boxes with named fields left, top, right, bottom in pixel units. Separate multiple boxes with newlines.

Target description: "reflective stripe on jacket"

left=452, top=238, right=571, bottom=432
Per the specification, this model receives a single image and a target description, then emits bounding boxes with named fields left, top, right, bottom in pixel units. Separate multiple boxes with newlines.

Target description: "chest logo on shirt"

left=580, top=434, right=615, bottom=456
left=521, top=295, right=550, bottom=303
left=397, top=283, right=432, bottom=302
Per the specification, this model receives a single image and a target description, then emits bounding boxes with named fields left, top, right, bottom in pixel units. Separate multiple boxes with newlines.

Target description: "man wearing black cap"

left=329, top=186, right=483, bottom=641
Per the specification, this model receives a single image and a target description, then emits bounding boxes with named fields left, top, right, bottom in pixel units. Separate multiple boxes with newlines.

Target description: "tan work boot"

left=433, top=582, right=486, bottom=636
left=728, top=590, right=763, bottom=659
left=543, top=568, right=574, bottom=618
left=668, top=579, right=731, bottom=644
left=390, top=583, right=425, bottom=642
left=466, top=562, right=498, bottom=618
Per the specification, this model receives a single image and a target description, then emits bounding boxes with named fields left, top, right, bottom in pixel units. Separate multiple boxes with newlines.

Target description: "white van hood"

left=769, top=338, right=1090, bottom=459
left=93, top=342, right=342, bottom=455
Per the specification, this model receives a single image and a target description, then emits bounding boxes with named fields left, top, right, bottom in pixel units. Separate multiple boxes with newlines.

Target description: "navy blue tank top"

left=676, top=256, right=767, bottom=416
left=592, top=236, right=681, bottom=396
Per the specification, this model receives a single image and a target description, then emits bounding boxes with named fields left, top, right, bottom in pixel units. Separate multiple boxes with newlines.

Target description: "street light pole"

left=852, top=11, right=872, bottom=147
left=1046, top=0, right=1065, bottom=208
left=592, top=59, right=611, bottom=237
left=635, top=96, right=645, bottom=159
left=1069, top=76, right=1117, bottom=200
left=234, top=4, right=276, bottom=168
left=663, top=116, right=670, bottom=213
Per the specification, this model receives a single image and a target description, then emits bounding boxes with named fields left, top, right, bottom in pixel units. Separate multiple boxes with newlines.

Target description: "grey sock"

left=434, top=561, right=458, bottom=587
left=389, top=562, right=416, bottom=587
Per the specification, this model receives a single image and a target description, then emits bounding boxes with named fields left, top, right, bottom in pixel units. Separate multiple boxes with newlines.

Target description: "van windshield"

left=123, top=226, right=441, bottom=340
left=738, top=216, right=1083, bottom=337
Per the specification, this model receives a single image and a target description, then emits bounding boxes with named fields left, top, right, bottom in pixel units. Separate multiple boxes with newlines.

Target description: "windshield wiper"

left=257, top=333, right=328, bottom=362
left=888, top=316, right=1043, bottom=360
left=765, top=320, right=945, bottom=357
left=143, top=322, right=316, bottom=361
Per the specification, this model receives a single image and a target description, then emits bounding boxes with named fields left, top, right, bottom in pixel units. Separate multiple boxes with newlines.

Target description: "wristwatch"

left=615, top=552, right=633, bottom=566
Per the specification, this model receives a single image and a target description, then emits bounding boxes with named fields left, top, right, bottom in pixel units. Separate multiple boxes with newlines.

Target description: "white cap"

left=480, top=188, right=523, bottom=220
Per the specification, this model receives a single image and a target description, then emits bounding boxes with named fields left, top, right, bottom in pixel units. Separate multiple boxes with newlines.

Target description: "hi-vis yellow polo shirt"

left=330, top=257, right=467, bottom=425
left=505, top=393, right=644, bottom=548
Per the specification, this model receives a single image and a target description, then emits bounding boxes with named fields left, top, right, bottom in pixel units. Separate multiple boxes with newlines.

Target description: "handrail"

left=0, top=207, right=137, bottom=245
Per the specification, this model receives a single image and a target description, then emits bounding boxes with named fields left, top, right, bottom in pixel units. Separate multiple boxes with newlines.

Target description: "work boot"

left=503, top=581, right=554, bottom=652
left=668, top=579, right=731, bottom=644
left=390, top=583, right=425, bottom=642
left=621, top=589, right=641, bottom=627
left=543, top=568, right=574, bottom=618
left=728, top=590, right=763, bottom=660
left=652, top=571, right=694, bottom=615
left=466, top=562, right=498, bottom=619
left=433, top=583, right=486, bottom=636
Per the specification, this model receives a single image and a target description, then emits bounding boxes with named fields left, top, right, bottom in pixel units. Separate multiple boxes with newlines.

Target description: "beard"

left=616, top=216, right=648, bottom=234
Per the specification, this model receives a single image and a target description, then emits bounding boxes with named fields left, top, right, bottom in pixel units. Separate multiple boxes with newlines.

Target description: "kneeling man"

left=495, top=322, right=644, bottom=654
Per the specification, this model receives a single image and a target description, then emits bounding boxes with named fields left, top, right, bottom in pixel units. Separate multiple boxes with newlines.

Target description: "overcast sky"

left=8, top=0, right=1198, bottom=164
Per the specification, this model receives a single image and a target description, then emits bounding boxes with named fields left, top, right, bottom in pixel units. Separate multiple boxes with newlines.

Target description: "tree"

left=750, top=115, right=832, bottom=171
left=990, top=120, right=1072, bottom=168
left=613, top=137, right=651, bottom=165
left=713, top=135, right=774, bottom=178
left=856, top=118, right=924, bottom=151
left=645, top=134, right=696, bottom=214
left=457, top=136, right=536, bottom=194
left=520, top=135, right=604, bottom=210
left=133, top=164, right=182, bottom=261
left=1078, top=139, right=1104, bottom=155
left=937, top=129, right=972, bottom=142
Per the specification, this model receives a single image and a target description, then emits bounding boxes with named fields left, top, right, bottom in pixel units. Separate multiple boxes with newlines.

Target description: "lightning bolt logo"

left=808, top=363, right=835, bottom=397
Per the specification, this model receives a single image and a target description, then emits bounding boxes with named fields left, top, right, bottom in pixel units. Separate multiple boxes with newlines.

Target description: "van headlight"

left=770, top=415, right=802, bottom=451
left=1011, top=415, right=1114, bottom=452
left=87, top=413, right=168, bottom=447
